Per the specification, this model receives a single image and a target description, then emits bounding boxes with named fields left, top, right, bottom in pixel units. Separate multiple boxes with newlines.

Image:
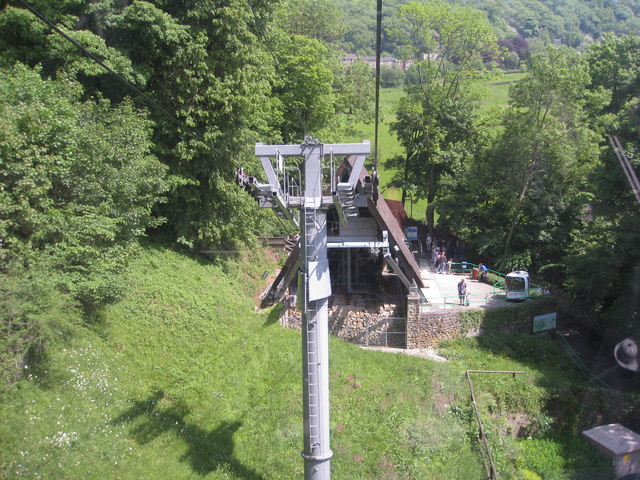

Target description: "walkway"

left=418, top=258, right=509, bottom=312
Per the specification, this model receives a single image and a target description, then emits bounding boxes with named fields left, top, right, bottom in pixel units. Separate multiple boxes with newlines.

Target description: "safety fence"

left=353, top=329, right=406, bottom=348
left=420, top=261, right=546, bottom=310
left=283, top=314, right=407, bottom=348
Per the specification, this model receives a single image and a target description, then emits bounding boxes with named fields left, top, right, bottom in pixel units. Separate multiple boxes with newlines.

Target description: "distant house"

left=340, top=53, right=358, bottom=66
left=341, top=54, right=411, bottom=70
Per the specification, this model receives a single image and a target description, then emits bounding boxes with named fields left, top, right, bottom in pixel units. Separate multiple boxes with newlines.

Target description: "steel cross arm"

left=257, top=155, right=280, bottom=190
left=255, top=142, right=370, bottom=157
left=347, top=154, right=367, bottom=186
left=327, top=239, right=389, bottom=249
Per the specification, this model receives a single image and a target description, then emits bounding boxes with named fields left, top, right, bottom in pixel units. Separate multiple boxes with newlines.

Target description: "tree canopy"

left=387, top=0, right=498, bottom=232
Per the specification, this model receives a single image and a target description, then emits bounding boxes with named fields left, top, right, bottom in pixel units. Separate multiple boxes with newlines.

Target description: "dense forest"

left=336, top=0, right=640, bottom=55
left=1, top=0, right=639, bottom=390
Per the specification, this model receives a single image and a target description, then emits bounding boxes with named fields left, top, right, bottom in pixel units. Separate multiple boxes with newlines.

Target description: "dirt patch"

left=505, top=412, right=533, bottom=437
left=431, top=376, right=455, bottom=415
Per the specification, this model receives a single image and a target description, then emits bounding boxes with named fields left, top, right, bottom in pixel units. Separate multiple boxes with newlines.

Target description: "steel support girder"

left=300, top=209, right=332, bottom=480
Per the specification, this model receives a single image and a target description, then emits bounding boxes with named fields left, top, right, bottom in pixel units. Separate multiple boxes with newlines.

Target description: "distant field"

left=479, top=71, right=527, bottom=111
left=340, top=71, right=525, bottom=220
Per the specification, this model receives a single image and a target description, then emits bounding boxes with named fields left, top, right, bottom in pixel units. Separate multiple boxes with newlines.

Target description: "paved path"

left=418, top=258, right=507, bottom=312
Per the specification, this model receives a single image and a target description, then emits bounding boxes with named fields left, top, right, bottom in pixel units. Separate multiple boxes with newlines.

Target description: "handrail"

left=420, top=261, right=547, bottom=308
left=466, top=370, right=526, bottom=480
left=419, top=290, right=504, bottom=308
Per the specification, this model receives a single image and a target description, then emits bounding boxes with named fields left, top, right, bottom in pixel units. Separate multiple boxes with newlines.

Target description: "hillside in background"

left=338, top=0, right=640, bottom=56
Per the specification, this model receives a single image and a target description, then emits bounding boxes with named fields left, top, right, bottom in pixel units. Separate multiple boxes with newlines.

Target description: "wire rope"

left=13, top=0, right=223, bottom=159
left=374, top=0, right=383, bottom=171
left=555, top=332, right=614, bottom=390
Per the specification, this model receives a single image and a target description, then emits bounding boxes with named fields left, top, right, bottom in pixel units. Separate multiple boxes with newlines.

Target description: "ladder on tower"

left=303, top=205, right=322, bottom=454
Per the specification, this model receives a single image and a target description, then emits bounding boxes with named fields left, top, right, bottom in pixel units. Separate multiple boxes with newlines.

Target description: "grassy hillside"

left=0, top=244, right=624, bottom=479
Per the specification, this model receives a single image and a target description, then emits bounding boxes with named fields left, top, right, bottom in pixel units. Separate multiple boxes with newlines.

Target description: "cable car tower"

left=238, top=138, right=371, bottom=480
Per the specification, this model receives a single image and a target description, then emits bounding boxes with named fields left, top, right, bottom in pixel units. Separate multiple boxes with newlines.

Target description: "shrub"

left=0, top=63, right=168, bottom=305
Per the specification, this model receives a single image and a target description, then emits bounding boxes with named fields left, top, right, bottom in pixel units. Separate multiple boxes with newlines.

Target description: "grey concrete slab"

left=583, top=424, right=640, bottom=457
left=418, top=258, right=509, bottom=311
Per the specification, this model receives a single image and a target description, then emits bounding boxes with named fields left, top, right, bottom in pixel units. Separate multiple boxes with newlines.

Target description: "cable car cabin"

left=505, top=271, right=530, bottom=301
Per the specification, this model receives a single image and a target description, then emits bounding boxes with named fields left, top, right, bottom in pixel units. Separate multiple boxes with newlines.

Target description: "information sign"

left=533, top=312, right=557, bottom=333
left=405, top=226, right=418, bottom=240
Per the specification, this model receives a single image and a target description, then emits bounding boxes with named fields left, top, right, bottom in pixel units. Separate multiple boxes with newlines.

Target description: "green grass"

left=476, top=71, right=527, bottom=112
left=0, top=246, right=480, bottom=479
left=0, top=244, right=623, bottom=479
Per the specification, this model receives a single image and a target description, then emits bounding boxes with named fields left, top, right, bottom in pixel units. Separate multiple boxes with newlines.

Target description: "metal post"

left=346, top=248, right=353, bottom=294
left=365, top=317, right=369, bottom=348
left=300, top=145, right=332, bottom=480
left=246, top=141, right=370, bottom=480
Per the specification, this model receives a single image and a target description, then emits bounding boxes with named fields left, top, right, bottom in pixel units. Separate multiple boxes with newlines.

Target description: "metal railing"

left=466, top=370, right=526, bottom=480
left=420, top=290, right=502, bottom=310
left=358, top=330, right=406, bottom=348
left=419, top=262, right=546, bottom=310
left=285, top=314, right=408, bottom=348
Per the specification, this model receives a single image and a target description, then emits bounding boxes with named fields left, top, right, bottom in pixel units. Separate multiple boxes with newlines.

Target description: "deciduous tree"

left=388, top=0, right=497, bottom=232
left=0, top=63, right=168, bottom=305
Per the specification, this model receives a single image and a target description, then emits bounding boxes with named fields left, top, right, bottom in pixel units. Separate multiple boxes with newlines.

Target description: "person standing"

left=439, top=251, right=447, bottom=273
left=458, top=278, right=468, bottom=305
left=478, top=263, right=488, bottom=282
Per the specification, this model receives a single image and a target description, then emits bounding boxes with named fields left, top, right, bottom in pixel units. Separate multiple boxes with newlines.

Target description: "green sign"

left=533, top=312, right=557, bottom=333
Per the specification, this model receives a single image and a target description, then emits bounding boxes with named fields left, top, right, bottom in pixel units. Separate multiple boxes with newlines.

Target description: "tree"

left=333, top=58, right=375, bottom=122
left=437, top=46, right=605, bottom=275
left=0, top=63, right=168, bottom=305
left=495, top=47, right=600, bottom=264
left=277, top=0, right=346, bottom=45
left=388, top=0, right=498, bottom=232
left=587, top=34, right=640, bottom=114
left=274, top=34, right=337, bottom=143
left=561, top=35, right=640, bottom=335
left=105, top=0, right=283, bottom=249
left=380, top=64, right=405, bottom=88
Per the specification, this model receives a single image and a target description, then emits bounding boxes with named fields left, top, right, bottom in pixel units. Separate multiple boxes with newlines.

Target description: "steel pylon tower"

left=240, top=140, right=370, bottom=480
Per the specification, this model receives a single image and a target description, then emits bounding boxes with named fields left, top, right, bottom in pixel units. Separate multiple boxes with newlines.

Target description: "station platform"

left=418, top=258, right=508, bottom=312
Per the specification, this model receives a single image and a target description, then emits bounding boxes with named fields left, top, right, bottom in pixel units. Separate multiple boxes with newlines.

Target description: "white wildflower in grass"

left=50, top=431, right=77, bottom=447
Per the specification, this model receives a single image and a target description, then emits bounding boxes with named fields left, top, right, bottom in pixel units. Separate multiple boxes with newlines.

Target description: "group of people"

left=432, top=249, right=451, bottom=274
left=424, top=232, right=495, bottom=306
left=424, top=234, right=466, bottom=261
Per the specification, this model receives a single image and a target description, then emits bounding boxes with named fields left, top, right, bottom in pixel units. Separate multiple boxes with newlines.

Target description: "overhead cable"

left=13, top=0, right=217, bottom=155
left=609, top=135, right=640, bottom=206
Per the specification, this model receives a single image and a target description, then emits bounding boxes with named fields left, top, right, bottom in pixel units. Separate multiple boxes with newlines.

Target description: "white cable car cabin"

left=505, top=271, right=530, bottom=300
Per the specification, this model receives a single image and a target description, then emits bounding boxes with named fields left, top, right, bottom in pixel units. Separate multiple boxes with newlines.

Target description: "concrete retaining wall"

left=282, top=293, right=557, bottom=350
left=405, top=293, right=545, bottom=348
